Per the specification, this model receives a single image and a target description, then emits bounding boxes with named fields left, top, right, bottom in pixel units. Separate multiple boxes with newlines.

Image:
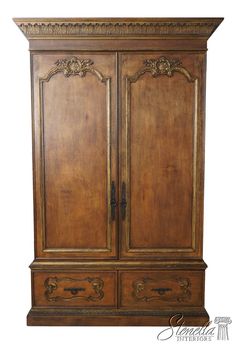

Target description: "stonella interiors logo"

left=214, top=317, right=232, bottom=340
left=157, top=314, right=232, bottom=341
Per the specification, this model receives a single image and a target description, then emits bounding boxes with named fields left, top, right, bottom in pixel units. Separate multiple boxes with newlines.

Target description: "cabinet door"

left=32, top=53, right=117, bottom=258
left=120, top=53, right=205, bottom=258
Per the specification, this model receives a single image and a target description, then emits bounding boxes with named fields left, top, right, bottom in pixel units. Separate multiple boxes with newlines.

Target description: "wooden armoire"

left=14, top=17, right=223, bottom=326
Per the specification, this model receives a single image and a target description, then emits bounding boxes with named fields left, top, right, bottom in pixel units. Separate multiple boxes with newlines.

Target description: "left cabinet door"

left=32, top=53, right=118, bottom=258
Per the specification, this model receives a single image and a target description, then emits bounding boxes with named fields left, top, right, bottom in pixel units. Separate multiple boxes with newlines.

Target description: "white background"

left=0, top=1, right=235, bottom=343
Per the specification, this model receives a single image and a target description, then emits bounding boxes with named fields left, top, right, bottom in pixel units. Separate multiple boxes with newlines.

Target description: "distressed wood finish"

left=14, top=17, right=223, bottom=326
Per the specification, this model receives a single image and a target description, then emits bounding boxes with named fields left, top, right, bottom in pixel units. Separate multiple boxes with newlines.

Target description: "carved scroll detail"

left=132, top=277, right=191, bottom=302
left=44, top=277, right=104, bottom=302
left=128, top=56, right=195, bottom=83
left=176, top=277, right=192, bottom=302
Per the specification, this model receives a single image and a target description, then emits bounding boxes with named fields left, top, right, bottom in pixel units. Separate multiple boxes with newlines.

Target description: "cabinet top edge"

left=13, top=17, right=223, bottom=41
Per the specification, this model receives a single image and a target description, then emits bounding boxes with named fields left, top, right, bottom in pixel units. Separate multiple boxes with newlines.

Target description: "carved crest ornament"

left=39, top=55, right=195, bottom=84
left=40, top=56, right=107, bottom=83
left=55, top=57, right=94, bottom=77
left=128, top=56, right=195, bottom=83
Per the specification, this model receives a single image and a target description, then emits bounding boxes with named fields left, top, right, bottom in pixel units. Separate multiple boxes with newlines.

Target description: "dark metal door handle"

left=120, top=182, right=127, bottom=220
left=110, top=181, right=117, bottom=221
left=151, top=287, right=172, bottom=295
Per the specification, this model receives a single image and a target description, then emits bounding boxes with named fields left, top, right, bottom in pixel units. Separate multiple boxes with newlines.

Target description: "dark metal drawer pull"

left=151, top=287, right=172, bottom=295
left=64, top=287, right=85, bottom=295
left=120, top=182, right=127, bottom=220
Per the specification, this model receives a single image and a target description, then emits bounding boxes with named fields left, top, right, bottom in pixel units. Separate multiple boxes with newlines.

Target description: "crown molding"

left=13, top=17, right=223, bottom=40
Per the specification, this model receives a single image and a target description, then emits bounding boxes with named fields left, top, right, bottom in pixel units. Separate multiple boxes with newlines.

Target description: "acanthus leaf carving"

left=14, top=19, right=222, bottom=39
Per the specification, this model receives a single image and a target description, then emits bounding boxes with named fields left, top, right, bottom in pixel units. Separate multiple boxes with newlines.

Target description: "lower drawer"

left=33, top=271, right=117, bottom=307
left=120, top=270, right=204, bottom=308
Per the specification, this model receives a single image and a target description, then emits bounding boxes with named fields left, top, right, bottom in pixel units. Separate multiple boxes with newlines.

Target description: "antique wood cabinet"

left=14, top=17, right=223, bottom=326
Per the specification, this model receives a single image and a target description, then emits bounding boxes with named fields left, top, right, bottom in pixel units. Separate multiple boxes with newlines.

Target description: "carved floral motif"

left=144, top=57, right=182, bottom=77
left=55, top=56, right=94, bottom=77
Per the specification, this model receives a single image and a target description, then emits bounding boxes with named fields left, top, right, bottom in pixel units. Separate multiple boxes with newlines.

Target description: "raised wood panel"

left=32, top=53, right=118, bottom=258
left=120, top=53, right=205, bottom=258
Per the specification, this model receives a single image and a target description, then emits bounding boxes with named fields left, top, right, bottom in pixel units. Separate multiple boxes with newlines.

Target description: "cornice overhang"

left=13, top=17, right=223, bottom=40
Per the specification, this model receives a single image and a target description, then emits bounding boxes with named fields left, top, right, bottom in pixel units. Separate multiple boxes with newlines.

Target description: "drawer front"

left=120, top=271, right=204, bottom=308
left=33, top=272, right=117, bottom=307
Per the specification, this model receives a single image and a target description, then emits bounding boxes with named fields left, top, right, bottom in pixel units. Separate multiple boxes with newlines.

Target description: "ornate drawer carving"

left=120, top=271, right=204, bottom=308
left=44, top=276, right=104, bottom=302
left=33, top=272, right=117, bottom=307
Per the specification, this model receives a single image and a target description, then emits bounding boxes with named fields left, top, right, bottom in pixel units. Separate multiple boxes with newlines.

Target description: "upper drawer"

left=120, top=270, right=204, bottom=308
left=33, top=271, right=117, bottom=307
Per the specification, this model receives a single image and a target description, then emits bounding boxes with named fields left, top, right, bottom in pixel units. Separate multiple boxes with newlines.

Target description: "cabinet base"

left=27, top=308, right=209, bottom=326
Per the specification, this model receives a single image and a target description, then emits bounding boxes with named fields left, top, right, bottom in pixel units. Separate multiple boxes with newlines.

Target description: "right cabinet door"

left=120, top=53, right=205, bottom=258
